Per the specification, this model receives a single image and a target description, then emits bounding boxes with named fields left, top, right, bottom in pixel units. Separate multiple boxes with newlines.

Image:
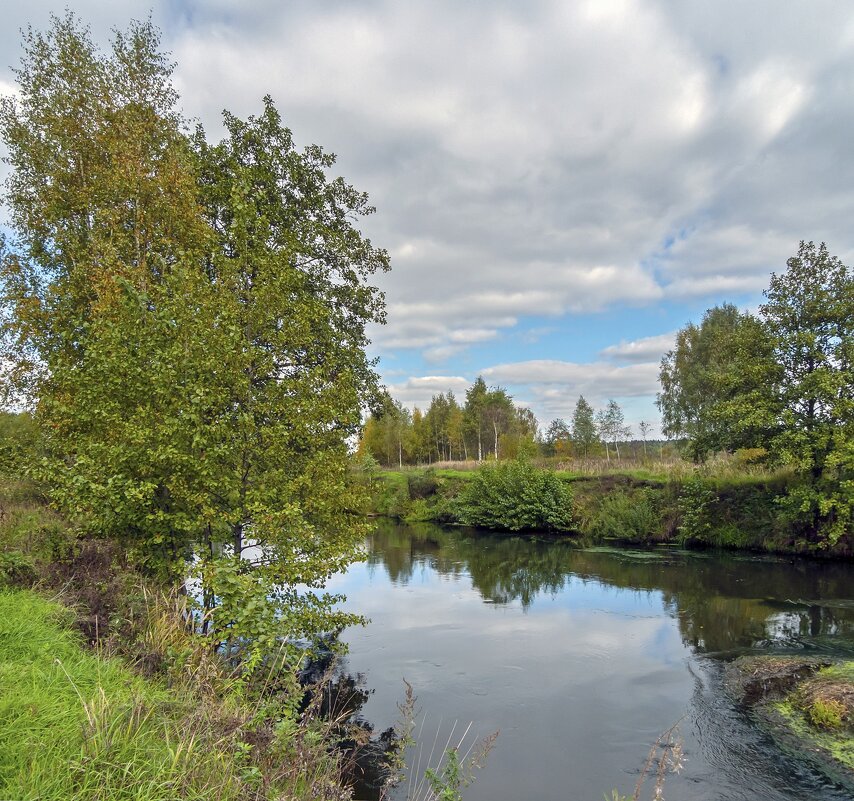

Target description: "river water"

left=326, top=519, right=854, bottom=801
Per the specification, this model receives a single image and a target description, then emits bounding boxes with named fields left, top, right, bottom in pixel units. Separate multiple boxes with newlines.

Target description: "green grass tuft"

left=0, top=589, right=241, bottom=801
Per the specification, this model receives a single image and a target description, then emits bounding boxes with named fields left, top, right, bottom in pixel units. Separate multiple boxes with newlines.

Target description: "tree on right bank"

left=658, top=241, right=853, bottom=547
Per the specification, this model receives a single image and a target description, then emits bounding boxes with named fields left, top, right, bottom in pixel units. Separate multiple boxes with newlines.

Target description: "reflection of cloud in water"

left=327, top=520, right=854, bottom=801
left=345, top=521, right=854, bottom=654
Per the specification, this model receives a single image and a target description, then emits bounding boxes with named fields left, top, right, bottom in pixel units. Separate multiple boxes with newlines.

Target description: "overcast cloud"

left=2, top=0, right=853, bottom=427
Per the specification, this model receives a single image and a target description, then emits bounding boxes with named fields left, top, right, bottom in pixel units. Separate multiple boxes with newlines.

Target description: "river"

left=325, top=519, right=854, bottom=801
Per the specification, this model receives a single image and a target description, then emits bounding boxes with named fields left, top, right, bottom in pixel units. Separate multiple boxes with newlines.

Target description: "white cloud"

left=423, top=345, right=465, bottom=364
left=482, top=360, right=659, bottom=397
left=386, top=375, right=472, bottom=409
left=2, top=0, right=854, bottom=369
left=600, top=332, right=677, bottom=363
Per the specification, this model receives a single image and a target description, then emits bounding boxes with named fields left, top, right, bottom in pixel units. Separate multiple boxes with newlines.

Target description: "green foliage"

left=425, top=748, right=468, bottom=801
left=197, top=556, right=363, bottom=672
left=464, top=376, right=490, bottom=462
left=658, top=243, right=854, bottom=547
left=351, top=450, right=382, bottom=490
left=403, top=498, right=436, bottom=522
left=807, top=698, right=846, bottom=730
left=369, top=465, right=841, bottom=555
left=0, top=14, right=386, bottom=647
left=677, top=475, right=716, bottom=544
left=361, top=377, right=539, bottom=465
left=596, top=399, right=631, bottom=461
left=761, top=242, right=854, bottom=545
left=457, top=460, right=574, bottom=531
left=408, top=470, right=440, bottom=500
left=571, top=395, right=599, bottom=457
left=658, top=304, right=775, bottom=461
left=589, top=489, right=660, bottom=541
left=0, top=590, right=243, bottom=800
left=0, top=477, right=71, bottom=578
left=544, top=418, right=571, bottom=457
left=0, top=585, right=370, bottom=800
left=361, top=394, right=413, bottom=467
left=0, top=551, right=36, bottom=587
left=0, top=412, right=37, bottom=476
left=370, top=472, right=412, bottom=518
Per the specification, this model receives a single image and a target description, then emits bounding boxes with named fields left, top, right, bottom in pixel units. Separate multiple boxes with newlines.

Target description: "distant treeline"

left=358, top=379, right=658, bottom=466
left=362, top=241, right=853, bottom=549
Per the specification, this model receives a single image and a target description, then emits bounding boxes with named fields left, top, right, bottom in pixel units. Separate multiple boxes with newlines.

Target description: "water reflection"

left=365, top=519, right=854, bottom=656
left=332, top=519, right=854, bottom=801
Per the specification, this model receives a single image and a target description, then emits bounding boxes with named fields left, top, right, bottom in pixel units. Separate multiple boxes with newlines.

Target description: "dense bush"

left=677, top=476, right=716, bottom=544
left=456, top=460, right=574, bottom=531
left=589, top=489, right=661, bottom=541
left=677, top=474, right=793, bottom=549
left=370, top=474, right=411, bottom=518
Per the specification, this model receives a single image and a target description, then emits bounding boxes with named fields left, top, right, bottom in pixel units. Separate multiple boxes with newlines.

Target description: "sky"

left=2, top=1, right=853, bottom=433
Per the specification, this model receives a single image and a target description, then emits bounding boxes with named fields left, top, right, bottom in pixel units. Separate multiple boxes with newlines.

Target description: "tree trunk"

left=478, top=429, right=483, bottom=462
left=493, top=422, right=499, bottom=460
left=233, top=522, right=243, bottom=557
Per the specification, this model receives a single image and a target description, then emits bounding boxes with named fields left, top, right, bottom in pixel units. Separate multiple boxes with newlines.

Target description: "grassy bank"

left=0, top=478, right=376, bottom=801
left=358, top=462, right=852, bottom=557
left=0, top=589, right=236, bottom=801
left=0, top=581, right=358, bottom=801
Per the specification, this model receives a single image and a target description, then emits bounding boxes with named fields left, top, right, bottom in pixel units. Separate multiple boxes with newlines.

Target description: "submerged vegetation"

left=725, top=656, right=854, bottom=792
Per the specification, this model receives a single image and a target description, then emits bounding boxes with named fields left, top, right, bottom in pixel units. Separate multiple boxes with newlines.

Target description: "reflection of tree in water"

left=460, top=535, right=573, bottom=607
left=299, top=649, right=394, bottom=801
left=368, top=520, right=854, bottom=654
left=367, top=520, right=467, bottom=585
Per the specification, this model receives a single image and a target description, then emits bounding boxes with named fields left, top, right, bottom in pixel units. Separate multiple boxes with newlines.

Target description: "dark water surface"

left=327, top=520, right=854, bottom=801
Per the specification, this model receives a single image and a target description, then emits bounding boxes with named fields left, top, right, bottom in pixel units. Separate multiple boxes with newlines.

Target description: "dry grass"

left=607, top=723, right=685, bottom=801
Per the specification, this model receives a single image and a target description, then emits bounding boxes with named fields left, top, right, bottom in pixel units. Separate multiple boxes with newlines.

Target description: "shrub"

left=403, top=499, right=434, bottom=522
left=589, top=489, right=660, bottom=541
left=677, top=475, right=716, bottom=543
left=456, top=460, right=574, bottom=531
left=0, top=551, right=37, bottom=587
left=808, top=698, right=846, bottom=730
left=370, top=475, right=411, bottom=518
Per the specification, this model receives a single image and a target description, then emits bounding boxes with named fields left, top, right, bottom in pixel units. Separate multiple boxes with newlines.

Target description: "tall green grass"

left=0, top=589, right=243, bottom=801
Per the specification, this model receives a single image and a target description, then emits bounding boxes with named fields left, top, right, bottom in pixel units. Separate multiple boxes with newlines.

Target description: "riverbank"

left=724, top=656, right=854, bottom=793
left=0, top=588, right=235, bottom=800
left=0, top=478, right=376, bottom=801
left=360, top=465, right=853, bottom=557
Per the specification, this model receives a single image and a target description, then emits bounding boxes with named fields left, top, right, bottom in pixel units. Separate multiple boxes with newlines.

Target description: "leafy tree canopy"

left=0, top=13, right=388, bottom=649
left=657, top=242, right=853, bottom=545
